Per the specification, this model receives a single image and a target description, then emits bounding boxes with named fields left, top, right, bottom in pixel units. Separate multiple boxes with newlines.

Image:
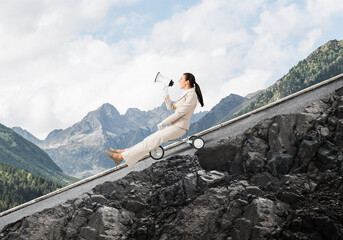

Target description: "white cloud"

left=306, top=0, right=343, bottom=20
left=0, top=0, right=343, bottom=139
left=298, top=28, right=322, bottom=55
left=0, top=0, right=137, bottom=63
left=221, top=69, right=271, bottom=97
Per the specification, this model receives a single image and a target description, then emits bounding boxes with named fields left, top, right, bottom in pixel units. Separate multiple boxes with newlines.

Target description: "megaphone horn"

left=154, top=72, right=174, bottom=87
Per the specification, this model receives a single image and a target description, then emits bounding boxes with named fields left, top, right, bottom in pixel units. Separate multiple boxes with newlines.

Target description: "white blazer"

left=161, top=87, right=198, bottom=130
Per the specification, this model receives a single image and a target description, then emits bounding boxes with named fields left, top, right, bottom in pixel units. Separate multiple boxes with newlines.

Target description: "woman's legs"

left=121, top=125, right=186, bottom=167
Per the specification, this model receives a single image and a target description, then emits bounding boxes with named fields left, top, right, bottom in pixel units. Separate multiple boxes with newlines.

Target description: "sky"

left=0, top=0, right=343, bottom=140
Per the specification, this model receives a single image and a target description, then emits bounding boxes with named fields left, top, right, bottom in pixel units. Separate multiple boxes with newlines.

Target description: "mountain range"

left=12, top=39, right=343, bottom=179
left=13, top=103, right=208, bottom=179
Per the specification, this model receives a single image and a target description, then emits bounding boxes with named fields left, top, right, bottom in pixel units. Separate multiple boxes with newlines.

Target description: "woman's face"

left=179, top=74, right=190, bottom=89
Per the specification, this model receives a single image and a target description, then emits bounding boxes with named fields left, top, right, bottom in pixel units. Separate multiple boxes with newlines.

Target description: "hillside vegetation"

left=0, top=162, right=61, bottom=212
left=0, top=123, right=79, bottom=186
left=220, top=39, right=343, bottom=122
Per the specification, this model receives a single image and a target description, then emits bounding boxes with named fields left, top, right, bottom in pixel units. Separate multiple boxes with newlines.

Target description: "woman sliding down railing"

left=105, top=72, right=204, bottom=167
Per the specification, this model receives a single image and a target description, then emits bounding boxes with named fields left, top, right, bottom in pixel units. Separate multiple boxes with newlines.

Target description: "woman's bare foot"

left=105, top=150, right=123, bottom=165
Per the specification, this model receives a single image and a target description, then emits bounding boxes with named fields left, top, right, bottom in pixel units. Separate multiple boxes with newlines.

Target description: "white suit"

left=122, top=87, right=198, bottom=167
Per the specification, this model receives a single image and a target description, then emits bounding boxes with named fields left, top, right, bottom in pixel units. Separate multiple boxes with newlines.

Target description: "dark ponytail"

left=183, top=72, right=204, bottom=107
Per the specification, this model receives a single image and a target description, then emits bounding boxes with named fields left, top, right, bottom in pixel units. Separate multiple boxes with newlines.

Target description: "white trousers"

left=121, top=124, right=187, bottom=167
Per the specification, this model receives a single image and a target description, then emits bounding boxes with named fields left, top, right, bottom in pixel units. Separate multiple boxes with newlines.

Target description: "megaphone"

left=154, top=72, right=174, bottom=87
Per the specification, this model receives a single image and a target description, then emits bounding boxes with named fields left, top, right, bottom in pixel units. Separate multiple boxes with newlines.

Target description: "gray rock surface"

left=2, top=88, right=343, bottom=239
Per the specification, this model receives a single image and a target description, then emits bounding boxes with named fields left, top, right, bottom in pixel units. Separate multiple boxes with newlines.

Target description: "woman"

left=105, top=72, right=204, bottom=167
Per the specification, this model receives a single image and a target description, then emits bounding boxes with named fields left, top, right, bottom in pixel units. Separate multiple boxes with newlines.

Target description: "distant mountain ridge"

left=13, top=103, right=208, bottom=179
left=186, top=94, right=247, bottom=136
left=11, top=127, right=41, bottom=145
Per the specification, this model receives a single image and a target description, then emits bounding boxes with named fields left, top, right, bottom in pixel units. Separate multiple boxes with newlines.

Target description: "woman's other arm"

left=161, top=93, right=196, bottom=126
left=164, top=95, right=176, bottom=111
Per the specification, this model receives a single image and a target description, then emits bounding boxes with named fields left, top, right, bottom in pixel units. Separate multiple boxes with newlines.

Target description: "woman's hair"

left=183, top=72, right=204, bottom=107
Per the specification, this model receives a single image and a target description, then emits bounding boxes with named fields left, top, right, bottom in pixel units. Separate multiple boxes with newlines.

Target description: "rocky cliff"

left=2, top=87, right=343, bottom=239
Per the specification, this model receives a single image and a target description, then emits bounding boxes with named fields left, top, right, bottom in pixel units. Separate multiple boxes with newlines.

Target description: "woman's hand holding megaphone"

left=162, top=85, right=169, bottom=98
left=157, top=122, right=163, bottom=130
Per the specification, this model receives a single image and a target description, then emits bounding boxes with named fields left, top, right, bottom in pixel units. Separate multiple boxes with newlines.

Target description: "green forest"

left=0, top=162, right=61, bottom=212
left=234, top=39, right=343, bottom=117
